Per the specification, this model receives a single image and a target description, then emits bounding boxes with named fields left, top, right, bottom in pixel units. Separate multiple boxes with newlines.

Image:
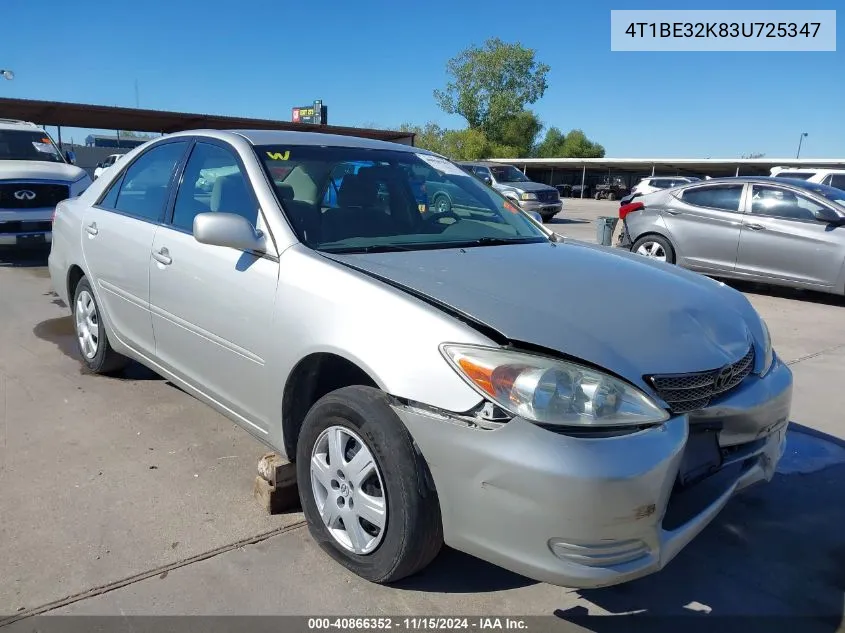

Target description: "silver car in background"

left=49, top=130, right=791, bottom=589
left=622, top=177, right=845, bottom=296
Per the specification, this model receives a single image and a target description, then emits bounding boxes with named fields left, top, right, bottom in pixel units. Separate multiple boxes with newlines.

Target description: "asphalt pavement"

left=1, top=199, right=844, bottom=631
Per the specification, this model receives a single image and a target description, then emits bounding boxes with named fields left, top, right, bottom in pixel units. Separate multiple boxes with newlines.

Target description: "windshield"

left=0, top=130, right=65, bottom=163
left=490, top=165, right=530, bottom=183
left=256, top=146, right=548, bottom=253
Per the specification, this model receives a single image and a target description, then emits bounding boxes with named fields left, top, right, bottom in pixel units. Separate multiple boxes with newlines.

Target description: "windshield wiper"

left=453, top=237, right=547, bottom=247
left=322, top=244, right=417, bottom=254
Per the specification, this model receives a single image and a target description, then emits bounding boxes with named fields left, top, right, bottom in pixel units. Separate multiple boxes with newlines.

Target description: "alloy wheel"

left=75, top=289, right=99, bottom=359
left=635, top=241, right=667, bottom=262
left=310, top=425, right=387, bottom=555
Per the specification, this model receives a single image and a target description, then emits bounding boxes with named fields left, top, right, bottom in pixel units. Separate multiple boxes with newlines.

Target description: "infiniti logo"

left=713, top=365, right=735, bottom=392
left=14, top=189, right=36, bottom=201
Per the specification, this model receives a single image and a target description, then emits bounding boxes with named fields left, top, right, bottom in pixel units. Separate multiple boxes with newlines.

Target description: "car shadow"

left=718, top=279, right=845, bottom=307
left=549, top=217, right=590, bottom=226
left=392, top=546, right=537, bottom=593
left=32, top=316, right=164, bottom=381
left=0, top=245, right=50, bottom=267
left=554, top=425, right=845, bottom=633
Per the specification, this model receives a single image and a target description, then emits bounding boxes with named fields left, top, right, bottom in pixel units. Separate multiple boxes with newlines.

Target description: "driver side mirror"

left=193, top=212, right=267, bottom=253
left=481, top=176, right=492, bottom=185
left=65, top=150, right=77, bottom=165
left=813, top=207, right=845, bottom=225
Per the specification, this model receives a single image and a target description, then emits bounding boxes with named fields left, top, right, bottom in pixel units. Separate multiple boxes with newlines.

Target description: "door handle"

left=85, top=222, right=98, bottom=236
left=664, top=209, right=681, bottom=215
left=152, top=247, right=172, bottom=266
left=745, top=223, right=766, bottom=231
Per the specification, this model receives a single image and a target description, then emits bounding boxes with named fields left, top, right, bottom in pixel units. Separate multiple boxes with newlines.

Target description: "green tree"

left=434, top=38, right=550, bottom=132
left=399, top=122, right=447, bottom=154
left=487, top=110, right=543, bottom=158
left=441, top=127, right=490, bottom=160
left=535, top=127, right=605, bottom=158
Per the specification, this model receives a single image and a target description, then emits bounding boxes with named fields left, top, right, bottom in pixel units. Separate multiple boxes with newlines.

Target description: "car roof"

left=457, top=160, right=510, bottom=167
left=224, top=130, right=433, bottom=154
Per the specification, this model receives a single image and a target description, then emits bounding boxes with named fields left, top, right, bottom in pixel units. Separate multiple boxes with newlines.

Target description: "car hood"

left=0, top=160, right=87, bottom=182
left=498, top=181, right=556, bottom=193
left=323, top=241, right=763, bottom=392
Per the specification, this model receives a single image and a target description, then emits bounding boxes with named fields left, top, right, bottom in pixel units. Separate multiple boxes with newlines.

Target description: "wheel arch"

left=281, top=352, right=381, bottom=460
left=66, top=264, right=86, bottom=304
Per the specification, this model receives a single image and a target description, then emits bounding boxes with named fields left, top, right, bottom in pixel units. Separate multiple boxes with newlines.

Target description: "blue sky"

left=2, top=0, right=842, bottom=158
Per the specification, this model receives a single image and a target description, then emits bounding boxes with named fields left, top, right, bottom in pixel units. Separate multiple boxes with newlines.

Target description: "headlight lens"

left=759, top=318, right=774, bottom=376
left=520, top=192, right=538, bottom=201
left=441, top=344, right=669, bottom=427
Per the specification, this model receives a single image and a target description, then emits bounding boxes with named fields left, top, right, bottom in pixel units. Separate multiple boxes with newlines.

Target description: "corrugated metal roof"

left=0, top=97, right=414, bottom=144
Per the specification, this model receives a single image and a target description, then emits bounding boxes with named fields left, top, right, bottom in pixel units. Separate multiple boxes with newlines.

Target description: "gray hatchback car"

left=622, top=176, right=845, bottom=295
left=49, top=130, right=792, bottom=589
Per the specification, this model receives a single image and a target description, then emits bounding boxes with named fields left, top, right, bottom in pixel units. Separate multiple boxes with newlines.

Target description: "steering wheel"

left=424, top=210, right=461, bottom=225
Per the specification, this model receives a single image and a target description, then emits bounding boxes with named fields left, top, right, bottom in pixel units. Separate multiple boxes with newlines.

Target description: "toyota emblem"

left=713, top=365, right=734, bottom=392
left=14, top=189, right=36, bottom=201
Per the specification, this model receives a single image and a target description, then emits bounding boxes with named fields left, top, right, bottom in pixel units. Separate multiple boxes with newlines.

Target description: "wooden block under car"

left=254, top=453, right=300, bottom=514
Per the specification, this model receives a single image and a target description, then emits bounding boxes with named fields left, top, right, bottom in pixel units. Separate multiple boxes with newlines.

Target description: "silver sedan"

left=621, top=176, right=845, bottom=295
left=49, top=130, right=792, bottom=588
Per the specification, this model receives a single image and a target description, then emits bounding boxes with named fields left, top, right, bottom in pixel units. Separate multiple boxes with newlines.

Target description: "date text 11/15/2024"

left=307, top=617, right=529, bottom=630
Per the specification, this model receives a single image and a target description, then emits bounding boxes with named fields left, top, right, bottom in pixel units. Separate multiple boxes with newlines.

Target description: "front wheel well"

left=281, top=353, right=379, bottom=460
left=67, top=265, right=86, bottom=303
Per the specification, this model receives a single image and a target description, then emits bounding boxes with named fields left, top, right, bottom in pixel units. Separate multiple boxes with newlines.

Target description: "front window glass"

left=0, top=130, right=64, bottom=163
left=256, top=146, right=548, bottom=253
left=749, top=185, right=827, bottom=221
left=489, top=165, right=530, bottom=183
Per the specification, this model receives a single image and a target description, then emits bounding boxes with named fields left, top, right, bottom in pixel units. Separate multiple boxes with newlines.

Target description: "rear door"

left=81, top=140, right=189, bottom=357
left=661, top=183, right=746, bottom=272
left=734, top=183, right=845, bottom=288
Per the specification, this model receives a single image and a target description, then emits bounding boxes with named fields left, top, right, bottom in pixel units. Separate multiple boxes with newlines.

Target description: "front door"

left=661, top=182, right=745, bottom=272
left=80, top=141, right=189, bottom=357
left=735, top=183, right=845, bottom=288
left=148, top=141, right=279, bottom=434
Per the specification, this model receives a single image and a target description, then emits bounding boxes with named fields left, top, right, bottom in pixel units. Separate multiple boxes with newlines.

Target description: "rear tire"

left=607, top=192, right=616, bottom=201
left=296, top=385, right=443, bottom=584
left=72, top=277, right=130, bottom=374
left=632, top=234, right=676, bottom=264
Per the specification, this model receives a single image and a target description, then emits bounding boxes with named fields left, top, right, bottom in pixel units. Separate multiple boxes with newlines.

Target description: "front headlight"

left=759, top=318, right=774, bottom=376
left=520, top=192, right=538, bottom=201
left=441, top=344, right=669, bottom=428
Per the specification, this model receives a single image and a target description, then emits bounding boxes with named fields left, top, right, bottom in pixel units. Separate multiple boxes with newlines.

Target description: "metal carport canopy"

left=486, top=156, right=845, bottom=176
left=0, top=97, right=414, bottom=144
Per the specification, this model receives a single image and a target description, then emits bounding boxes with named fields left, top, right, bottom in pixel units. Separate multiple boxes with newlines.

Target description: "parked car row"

left=48, top=129, right=792, bottom=591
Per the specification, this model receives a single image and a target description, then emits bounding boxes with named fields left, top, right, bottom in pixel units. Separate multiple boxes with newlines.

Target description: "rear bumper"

left=394, top=355, right=792, bottom=588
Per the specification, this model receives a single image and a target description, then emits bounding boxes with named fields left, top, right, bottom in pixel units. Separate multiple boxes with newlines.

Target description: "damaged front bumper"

left=392, top=354, right=792, bottom=588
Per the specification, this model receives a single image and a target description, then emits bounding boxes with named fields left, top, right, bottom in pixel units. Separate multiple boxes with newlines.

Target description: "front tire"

left=73, top=277, right=129, bottom=374
left=296, top=385, right=443, bottom=584
left=632, top=234, right=676, bottom=264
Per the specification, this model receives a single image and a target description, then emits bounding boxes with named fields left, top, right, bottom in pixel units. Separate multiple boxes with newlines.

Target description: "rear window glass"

left=680, top=184, right=744, bottom=212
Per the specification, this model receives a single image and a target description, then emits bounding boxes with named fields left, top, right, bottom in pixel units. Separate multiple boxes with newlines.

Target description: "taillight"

left=619, top=202, right=644, bottom=219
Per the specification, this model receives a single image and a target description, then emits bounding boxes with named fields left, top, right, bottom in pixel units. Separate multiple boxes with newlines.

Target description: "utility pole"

left=796, top=132, right=808, bottom=158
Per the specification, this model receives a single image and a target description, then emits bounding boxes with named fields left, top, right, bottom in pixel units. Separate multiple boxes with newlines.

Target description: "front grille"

left=0, top=183, right=70, bottom=209
left=647, top=345, right=756, bottom=414
left=536, top=189, right=559, bottom=203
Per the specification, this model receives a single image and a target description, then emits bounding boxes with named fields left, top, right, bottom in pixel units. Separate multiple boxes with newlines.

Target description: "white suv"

left=630, top=176, right=700, bottom=196
left=770, top=167, right=845, bottom=190
left=93, top=153, right=125, bottom=180
left=0, top=119, right=92, bottom=246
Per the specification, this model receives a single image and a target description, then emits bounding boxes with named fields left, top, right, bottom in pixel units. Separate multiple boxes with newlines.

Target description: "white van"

left=770, top=167, right=845, bottom=189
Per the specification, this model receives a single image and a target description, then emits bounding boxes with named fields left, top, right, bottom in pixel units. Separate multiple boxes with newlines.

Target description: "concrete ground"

left=1, top=199, right=844, bottom=631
